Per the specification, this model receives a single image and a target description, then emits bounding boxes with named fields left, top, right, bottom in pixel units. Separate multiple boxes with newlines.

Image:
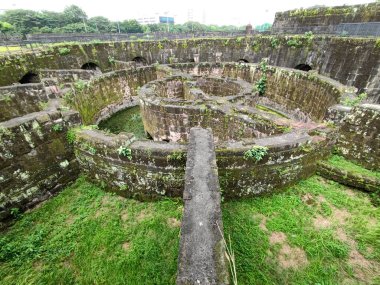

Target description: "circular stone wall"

left=139, top=74, right=293, bottom=142
left=69, top=62, right=343, bottom=200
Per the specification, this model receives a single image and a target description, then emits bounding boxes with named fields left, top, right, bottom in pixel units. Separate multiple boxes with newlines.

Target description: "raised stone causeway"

left=177, top=128, right=229, bottom=285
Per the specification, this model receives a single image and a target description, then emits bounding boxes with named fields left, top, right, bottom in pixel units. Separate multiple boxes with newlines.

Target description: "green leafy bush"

left=244, top=145, right=269, bottom=161
left=118, top=146, right=132, bottom=160
left=58, top=47, right=70, bottom=55
left=342, top=92, right=367, bottom=107
left=254, top=59, right=268, bottom=96
left=167, top=151, right=186, bottom=161
left=287, top=38, right=303, bottom=48
left=66, top=128, right=77, bottom=144
left=52, top=124, right=63, bottom=132
left=270, top=38, right=279, bottom=48
left=255, top=75, right=267, bottom=96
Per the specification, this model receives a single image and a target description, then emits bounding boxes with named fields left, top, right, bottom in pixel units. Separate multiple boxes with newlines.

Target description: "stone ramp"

left=177, top=127, right=229, bottom=285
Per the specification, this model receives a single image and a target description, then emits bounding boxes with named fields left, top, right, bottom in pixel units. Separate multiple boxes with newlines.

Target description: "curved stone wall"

left=69, top=66, right=157, bottom=124
left=0, top=36, right=378, bottom=102
left=70, top=62, right=339, bottom=199
left=73, top=127, right=333, bottom=200
left=170, top=62, right=344, bottom=121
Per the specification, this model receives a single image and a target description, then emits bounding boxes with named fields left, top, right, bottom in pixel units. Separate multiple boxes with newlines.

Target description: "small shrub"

left=304, top=31, right=314, bottom=45
left=342, top=92, right=367, bottom=107
left=87, top=146, right=96, bottom=155
left=167, top=151, right=186, bottom=161
left=375, top=38, right=380, bottom=49
left=52, top=124, right=63, bottom=132
left=253, top=59, right=270, bottom=96
left=235, top=37, right=244, bottom=44
left=58, top=47, right=70, bottom=55
left=66, top=129, right=76, bottom=144
left=108, top=55, right=115, bottom=64
left=10, top=207, right=21, bottom=218
left=63, top=90, right=74, bottom=106
left=38, top=101, right=49, bottom=110
left=287, top=37, right=303, bottom=48
left=255, top=75, right=267, bottom=96
left=244, top=145, right=269, bottom=161
left=270, top=38, right=279, bottom=48
left=118, top=146, right=132, bottom=160
left=73, top=80, right=88, bottom=91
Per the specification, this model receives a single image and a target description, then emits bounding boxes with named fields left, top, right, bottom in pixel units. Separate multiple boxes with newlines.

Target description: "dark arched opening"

left=237, top=59, right=249, bottom=63
left=294, top=64, right=312, bottom=72
left=132, top=56, right=147, bottom=67
left=81, top=62, right=100, bottom=71
left=19, top=72, right=40, bottom=84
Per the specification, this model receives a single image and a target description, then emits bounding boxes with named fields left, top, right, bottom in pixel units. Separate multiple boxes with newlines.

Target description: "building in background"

left=136, top=15, right=175, bottom=25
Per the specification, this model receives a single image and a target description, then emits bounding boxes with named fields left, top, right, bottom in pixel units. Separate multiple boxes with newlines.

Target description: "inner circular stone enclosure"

left=138, top=62, right=341, bottom=143
left=68, top=61, right=342, bottom=200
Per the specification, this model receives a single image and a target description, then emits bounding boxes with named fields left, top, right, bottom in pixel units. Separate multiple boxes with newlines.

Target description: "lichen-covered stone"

left=335, top=104, right=380, bottom=170
left=0, top=108, right=81, bottom=227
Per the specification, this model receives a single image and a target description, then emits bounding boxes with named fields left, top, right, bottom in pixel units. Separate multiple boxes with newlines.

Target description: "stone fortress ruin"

left=0, top=2, right=379, bottom=284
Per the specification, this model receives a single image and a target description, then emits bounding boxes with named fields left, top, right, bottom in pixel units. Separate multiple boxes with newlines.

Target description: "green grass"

left=1, top=174, right=379, bottom=284
left=0, top=177, right=182, bottom=285
left=223, top=175, right=380, bottom=284
left=0, top=46, right=22, bottom=53
left=256, top=104, right=289, bottom=119
left=98, top=106, right=146, bottom=139
left=327, top=155, right=380, bottom=179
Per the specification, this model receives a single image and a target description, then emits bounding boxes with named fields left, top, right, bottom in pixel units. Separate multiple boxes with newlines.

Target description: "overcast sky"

left=0, top=0, right=374, bottom=26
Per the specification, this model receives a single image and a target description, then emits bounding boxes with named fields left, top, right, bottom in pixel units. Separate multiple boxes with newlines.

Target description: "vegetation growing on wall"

left=254, top=59, right=269, bottom=96
left=244, top=145, right=269, bottom=161
left=342, top=92, right=367, bottom=107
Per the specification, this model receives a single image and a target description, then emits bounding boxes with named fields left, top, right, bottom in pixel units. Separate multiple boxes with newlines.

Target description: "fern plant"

left=244, top=146, right=269, bottom=161
left=118, top=146, right=132, bottom=160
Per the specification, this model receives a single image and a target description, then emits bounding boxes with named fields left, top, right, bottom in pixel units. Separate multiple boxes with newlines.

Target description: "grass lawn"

left=1, top=175, right=379, bottom=284
left=326, top=155, right=380, bottom=179
left=0, top=177, right=182, bottom=285
left=223, top=176, right=380, bottom=285
left=98, top=106, right=146, bottom=139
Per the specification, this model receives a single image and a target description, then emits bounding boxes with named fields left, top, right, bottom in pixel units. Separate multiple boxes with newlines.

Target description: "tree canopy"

left=0, top=5, right=254, bottom=36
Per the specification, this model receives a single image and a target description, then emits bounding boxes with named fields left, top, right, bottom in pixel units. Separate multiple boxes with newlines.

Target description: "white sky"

left=0, top=0, right=374, bottom=26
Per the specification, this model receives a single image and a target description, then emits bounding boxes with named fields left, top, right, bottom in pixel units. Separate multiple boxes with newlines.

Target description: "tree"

left=60, top=23, right=88, bottom=33
left=0, top=9, right=42, bottom=35
left=145, top=23, right=162, bottom=33
left=88, top=16, right=111, bottom=32
left=182, top=21, right=206, bottom=32
left=119, top=20, right=143, bottom=33
left=63, top=5, right=87, bottom=25
left=0, top=22, right=14, bottom=34
left=40, top=11, right=64, bottom=29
